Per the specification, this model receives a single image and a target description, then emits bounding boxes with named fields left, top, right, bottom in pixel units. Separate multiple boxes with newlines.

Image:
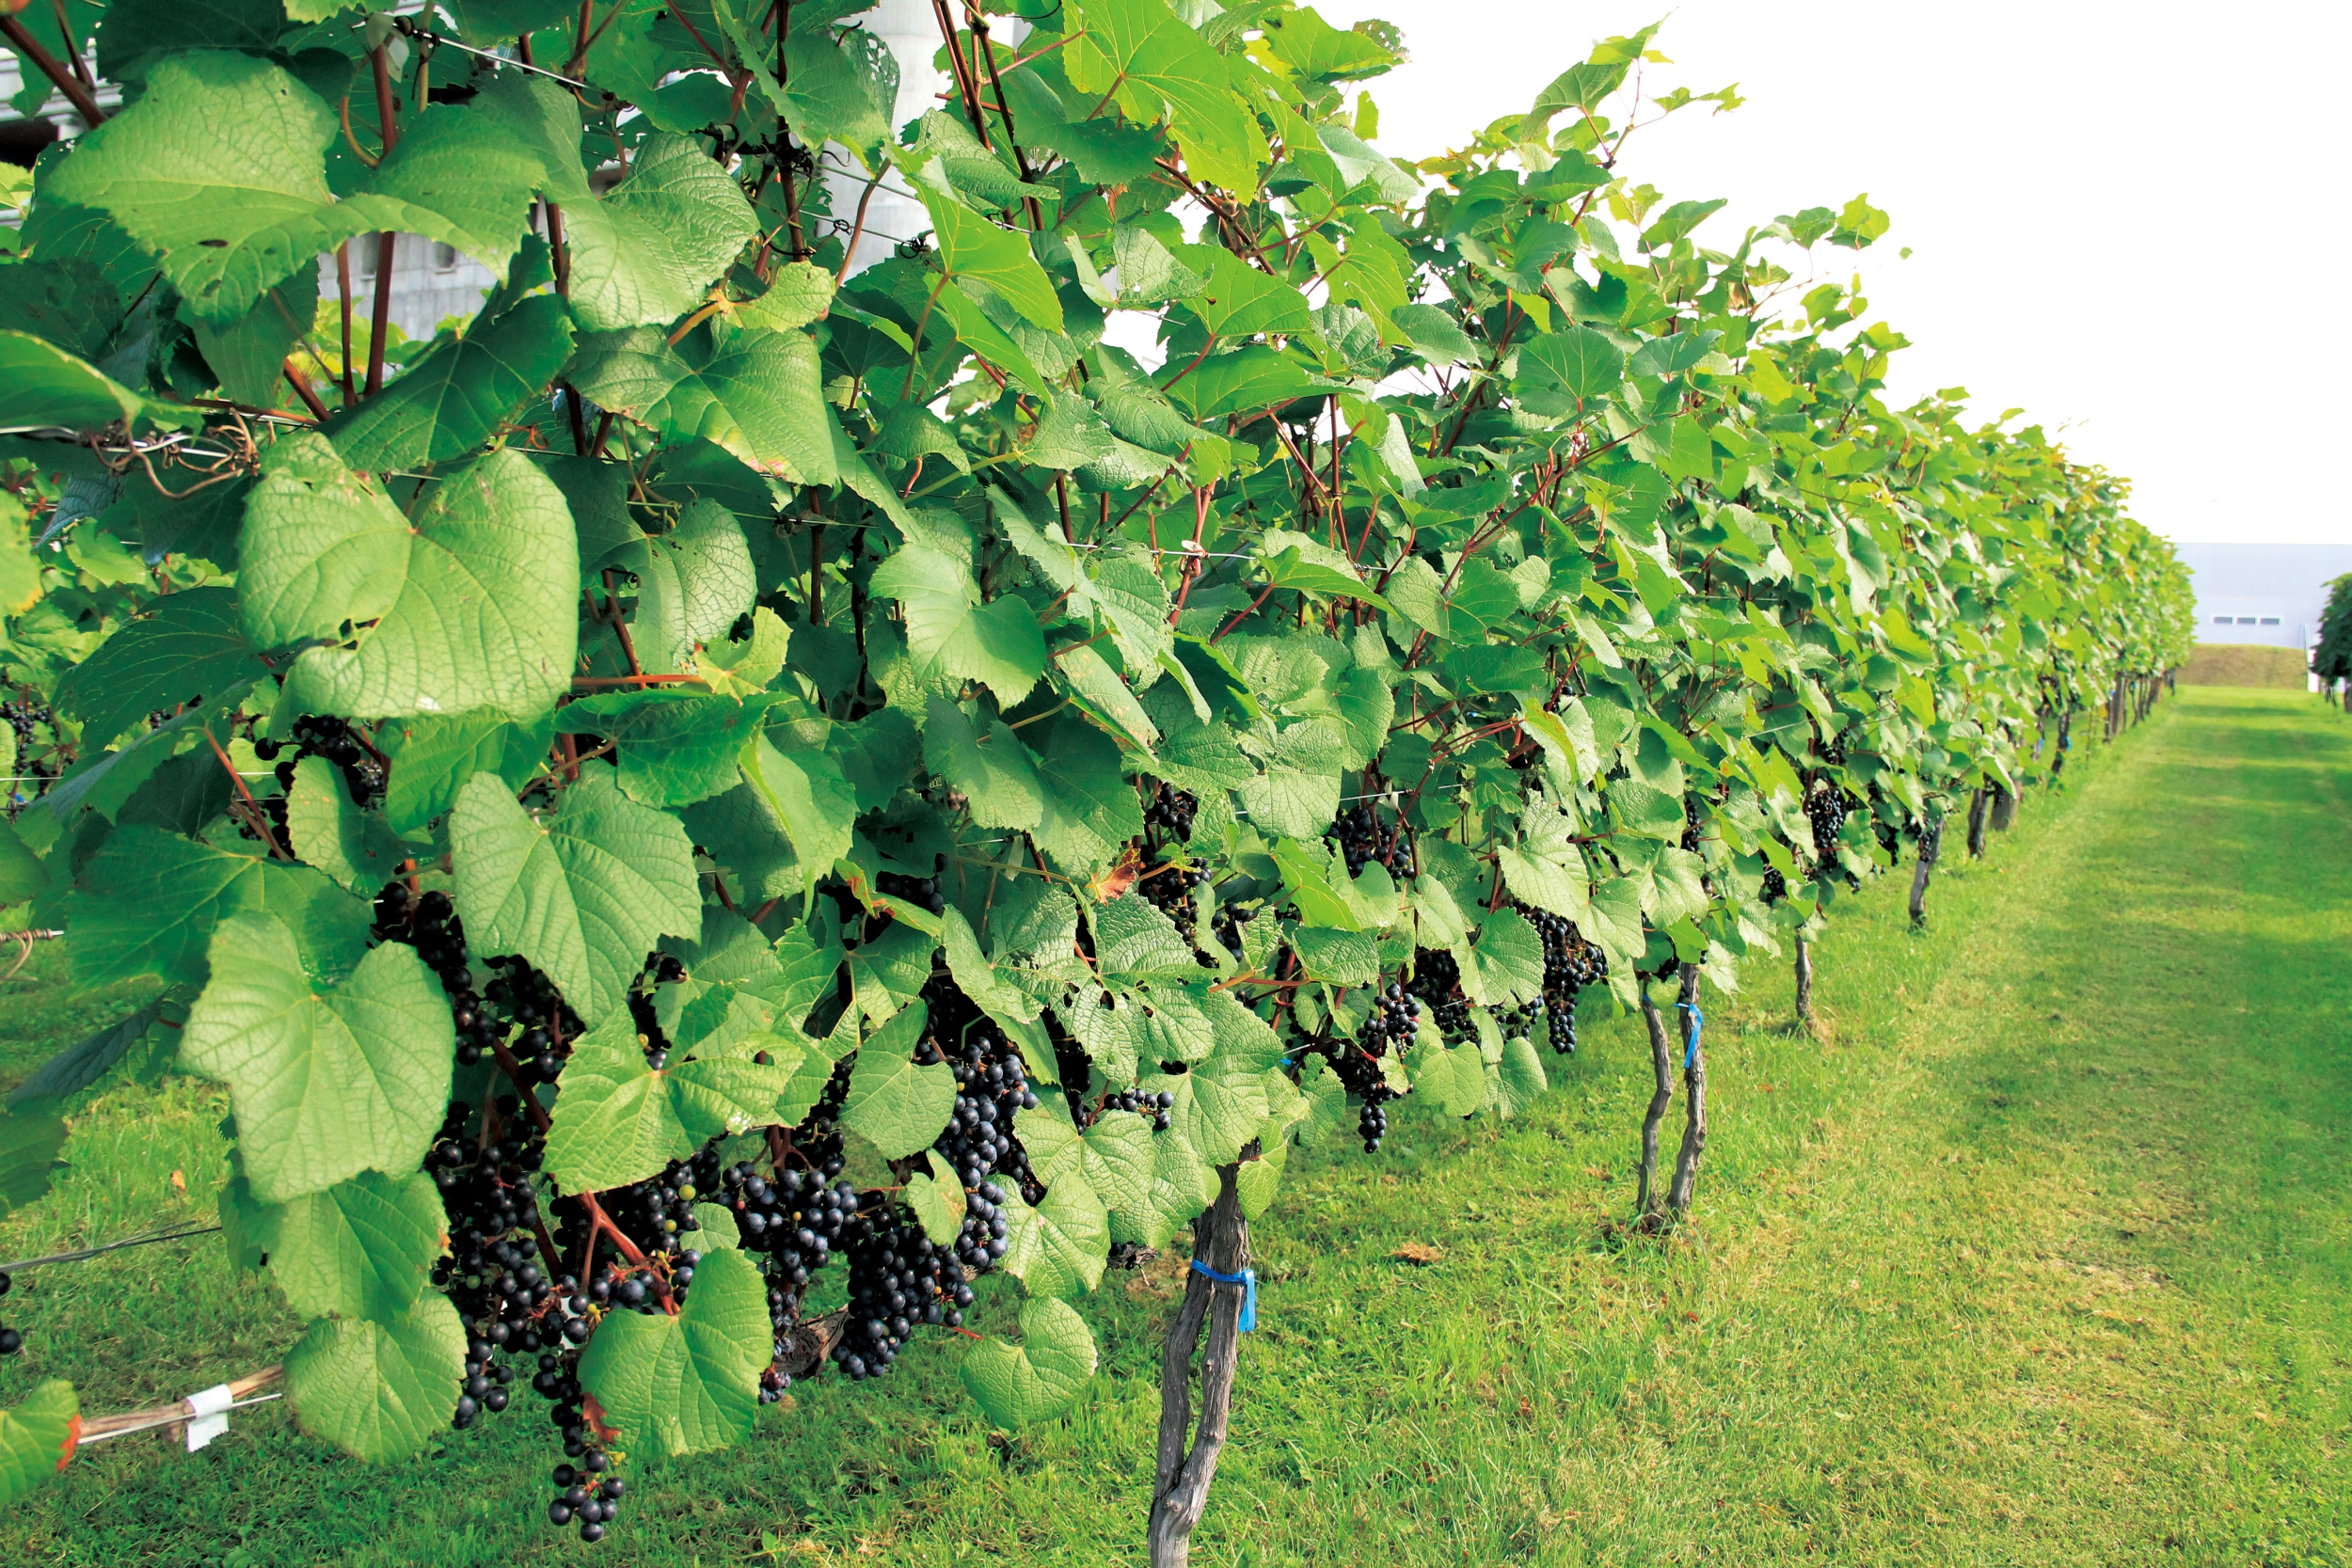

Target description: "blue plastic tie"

left=1189, top=1259, right=1257, bottom=1331
left=1678, top=1001, right=1704, bottom=1073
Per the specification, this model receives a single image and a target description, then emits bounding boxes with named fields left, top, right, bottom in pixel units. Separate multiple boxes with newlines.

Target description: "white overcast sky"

left=1324, top=1, right=2350, bottom=546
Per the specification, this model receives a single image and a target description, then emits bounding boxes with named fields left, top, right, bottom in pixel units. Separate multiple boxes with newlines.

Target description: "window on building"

left=2260, top=616, right=2281, bottom=626
left=2236, top=616, right=2259, bottom=625
left=433, top=243, right=459, bottom=274
left=2213, top=614, right=2233, bottom=624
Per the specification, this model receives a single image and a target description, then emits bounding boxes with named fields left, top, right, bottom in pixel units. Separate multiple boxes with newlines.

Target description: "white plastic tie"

left=184, top=1384, right=234, bottom=1452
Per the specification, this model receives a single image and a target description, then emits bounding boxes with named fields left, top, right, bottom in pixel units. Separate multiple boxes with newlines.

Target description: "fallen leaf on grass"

left=1391, top=1242, right=1444, bottom=1265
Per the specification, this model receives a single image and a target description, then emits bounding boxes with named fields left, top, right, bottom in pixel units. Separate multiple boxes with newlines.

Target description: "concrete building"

left=2171, top=543, right=2352, bottom=651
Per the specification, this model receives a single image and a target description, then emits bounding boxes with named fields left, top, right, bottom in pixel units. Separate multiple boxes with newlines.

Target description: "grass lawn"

left=1, top=685, right=2346, bottom=1566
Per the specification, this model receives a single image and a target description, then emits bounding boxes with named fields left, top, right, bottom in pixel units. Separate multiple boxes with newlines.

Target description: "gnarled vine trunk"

left=1635, top=981, right=1677, bottom=1219
left=1908, top=815, right=1941, bottom=926
left=1965, top=786, right=1989, bottom=858
left=1666, top=965, right=1707, bottom=1214
left=1794, top=934, right=1815, bottom=1024
left=1148, top=1158, right=1252, bottom=1568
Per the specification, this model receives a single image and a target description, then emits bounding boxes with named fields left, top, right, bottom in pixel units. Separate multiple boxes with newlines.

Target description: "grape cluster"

left=1360, top=983, right=1421, bottom=1053
left=1916, top=814, right=1944, bottom=863
left=424, top=1099, right=555, bottom=1367
left=875, top=868, right=946, bottom=915
left=2, top=698, right=57, bottom=815
left=829, top=1196, right=976, bottom=1381
left=1522, top=907, right=1605, bottom=1053
left=1138, top=859, right=1207, bottom=931
left=1093, top=1086, right=1174, bottom=1132
left=480, top=955, right=585, bottom=1079
left=1327, top=1045, right=1404, bottom=1152
left=547, top=1453, right=623, bottom=1543
left=1209, top=901, right=1259, bottom=959
left=0, top=1270, right=19, bottom=1356
left=709, top=1158, right=855, bottom=1355
left=259, top=714, right=384, bottom=803
left=1805, top=783, right=1851, bottom=860
left=951, top=1180, right=1011, bottom=1277
left=623, top=951, right=689, bottom=1067
left=1146, top=784, right=1198, bottom=840
left=1681, top=795, right=1704, bottom=853
left=1404, top=948, right=1474, bottom=1042
left=1325, top=802, right=1412, bottom=877
left=918, top=970, right=1042, bottom=1194
left=1760, top=863, right=1788, bottom=902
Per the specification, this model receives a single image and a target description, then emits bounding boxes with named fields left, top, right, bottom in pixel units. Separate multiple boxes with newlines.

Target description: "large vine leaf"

left=0, top=1381, right=79, bottom=1507
left=566, top=325, right=837, bottom=484
left=837, top=1003, right=958, bottom=1160
left=244, top=1169, right=448, bottom=1323
left=960, top=1295, right=1098, bottom=1429
left=324, top=294, right=576, bottom=470
left=284, top=1292, right=466, bottom=1462
left=181, top=912, right=453, bottom=1204
left=52, top=586, right=262, bottom=751
left=996, top=1164, right=1110, bottom=1299
left=541, top=1010, right=801, bottom=1192
left=241, top=434, right=580, bottom=722
left=67, top=827, right=372, bottom=989
left=449, top=769, right=702, bottom=1026
left=869, top=543, right=1048, bottom=708
left=576, top=1245, right=769, bottom=1457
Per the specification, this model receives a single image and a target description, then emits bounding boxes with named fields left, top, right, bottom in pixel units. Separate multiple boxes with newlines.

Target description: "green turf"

left=1, top=687, right=2346, bottom=1566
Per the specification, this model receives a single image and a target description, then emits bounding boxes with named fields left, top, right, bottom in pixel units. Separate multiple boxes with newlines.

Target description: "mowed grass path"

left=1, top=687, right=2345, bottom=1566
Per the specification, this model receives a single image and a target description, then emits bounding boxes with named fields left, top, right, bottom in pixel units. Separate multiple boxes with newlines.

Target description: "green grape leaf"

left=1091, top=892, right=1197, bottom=980
left=736, top=260, right=836, bottom=330
left=576, top=1245, right=768, bottom=1457
left=558, top=690, right=787, bottom=809
left=542, top=1010, right=802, bottom=1191
left=51, top=586, right=262, bottom=751
left=842, top=917, right=933, bottom=1023
left=904, top=1151, right=967, bottom=1245
left=1068, top=0, right=1268, bottom=198
left=1074, top=1109, right=1156, bottom=1239
left=0, top=817, right=47, bottom=909
left=249, top=1169, right=449, bottom=1323
left=553, top=132, right=761, bottom=333
left=996, top=1164, right=1109, bottom=1298
left=242, top=435, right=580, bottom=722
left=566, top=325, right=836, bottom=485
left=1144, top=1055, right=1268, bottom=1168
left=181, top=912, right=453, bottom=1204
left=0, top=1381, right=79, bottom=1508
left=190, top=266, right=321, bottom=409
left=286, top=755, right=417, bottom=892
left=612, top=499, right=756, bottom=674
left=917, top=188, right=1064, bottom=331
left=68, top=828, right=372, bottom=989
left=737, top=736, right=858, bottom=905
left=1290, top=926, right=1376, bottom=985
left=869, top=543, right=1048, bottom=708
left=0, top=1100, right=70, bottom=1215
left=960, top=1295, right=1097, bottom=1428
left=378, top=710, right=554, bottom=835
left=285, top=1293, right=466, bottom=1462
left=920, top=696, right=1043, bottom=832
left=5, top=1001, right=163, bottom=1107
left=1406, top=1034, right=1487, bottom=1117
left=1030, top=718, right=1146, bottom=877
left=1486, top=1031, right=1548, bottom=1117
left=0, top=328, right=199, bottom=435
left=838, top=1003, right=958, bottom=1160
left=325, top=294, right=576, bottom=470
left=449, top=769, right=701, bottom=1026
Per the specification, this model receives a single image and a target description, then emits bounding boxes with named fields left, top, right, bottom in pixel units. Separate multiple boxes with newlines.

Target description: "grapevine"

left=0, top=2, right=2194, bottom=1559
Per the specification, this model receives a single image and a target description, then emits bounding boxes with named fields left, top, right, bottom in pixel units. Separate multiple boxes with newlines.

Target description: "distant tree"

left=2314, top=574, right=2352, bottom=708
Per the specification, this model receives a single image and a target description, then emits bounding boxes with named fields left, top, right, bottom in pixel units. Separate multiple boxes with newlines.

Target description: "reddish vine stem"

left=0, top=15, right=106, bottom=129
left=201, top=727, right=289, bottom=860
